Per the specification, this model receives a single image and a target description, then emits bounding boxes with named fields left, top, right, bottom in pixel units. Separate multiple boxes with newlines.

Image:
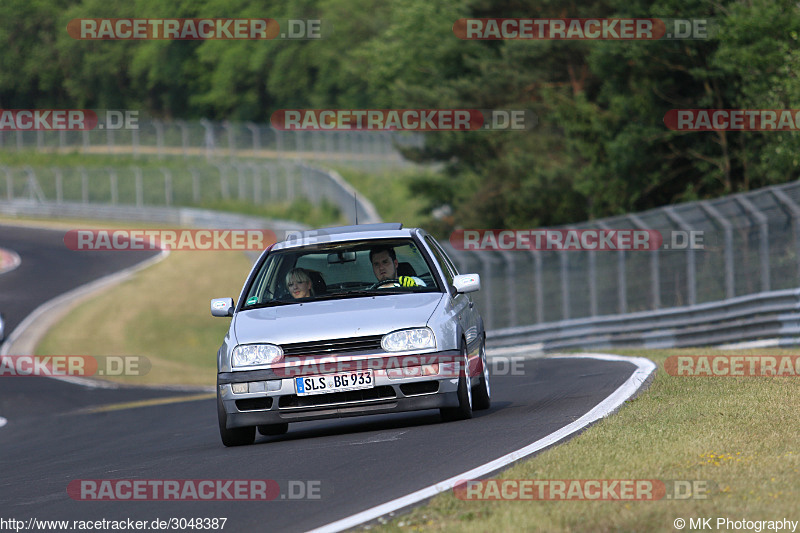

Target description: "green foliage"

left=2, top=0, right=799, bottom=229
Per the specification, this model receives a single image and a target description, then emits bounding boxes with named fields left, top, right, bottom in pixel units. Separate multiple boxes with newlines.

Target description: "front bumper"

left=218, top=350, right=463, bottom=428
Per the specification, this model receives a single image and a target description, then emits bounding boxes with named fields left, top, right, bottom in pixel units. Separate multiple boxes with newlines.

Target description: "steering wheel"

left=370, top=278, right=401, bottom=289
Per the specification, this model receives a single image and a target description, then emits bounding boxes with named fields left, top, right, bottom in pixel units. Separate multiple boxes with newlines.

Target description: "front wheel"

left=440, top=342, right=473, bottom=422
left=217, top=388, right=255, bottom=447
left=472, top=337, right=491, bottom=411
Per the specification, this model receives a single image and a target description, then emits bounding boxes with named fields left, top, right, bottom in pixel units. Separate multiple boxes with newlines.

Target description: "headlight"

left=232, top=344, right=283, bottom=368
left=381, top=328, right=436, bottom=352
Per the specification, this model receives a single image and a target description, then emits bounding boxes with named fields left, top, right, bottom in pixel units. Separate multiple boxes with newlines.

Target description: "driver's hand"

left=399, top=276, right=417, bottom=287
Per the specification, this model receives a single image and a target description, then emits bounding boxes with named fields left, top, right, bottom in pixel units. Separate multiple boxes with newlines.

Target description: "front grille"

left=278, top=386, right=396, bottom=408
left=281, top=335, right=384, bottom=357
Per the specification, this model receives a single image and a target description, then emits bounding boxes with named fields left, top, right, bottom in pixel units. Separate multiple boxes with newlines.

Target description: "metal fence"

left=0, top=162, right=379, bottom=225
left=443, top=181, right=800, bottom=331
left=0, top=118, right=424, bottom=171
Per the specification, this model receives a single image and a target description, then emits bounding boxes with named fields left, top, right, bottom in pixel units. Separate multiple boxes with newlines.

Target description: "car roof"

left=273, top=223, right=424, bottom=250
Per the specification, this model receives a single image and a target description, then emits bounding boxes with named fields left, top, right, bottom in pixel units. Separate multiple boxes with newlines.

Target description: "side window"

left=425, top=236, right=454, bottom=287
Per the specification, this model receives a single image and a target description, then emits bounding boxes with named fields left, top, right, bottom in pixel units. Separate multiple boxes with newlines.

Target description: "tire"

left=258, top=423, right=289, bottom=436
left=472, top=337, right=491, bottom=411
left=440, top=341, right=473, bottom=422
left=217, top=388, right=255, bottom=447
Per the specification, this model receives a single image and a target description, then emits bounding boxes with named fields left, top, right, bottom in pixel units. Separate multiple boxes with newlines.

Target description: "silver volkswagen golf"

left=211, top=223, right=490, bottom=446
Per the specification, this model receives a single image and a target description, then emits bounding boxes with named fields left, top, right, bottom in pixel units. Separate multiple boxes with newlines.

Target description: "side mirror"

left=453, top=274, right=480, bottom=294
left=211, top=297, right=235, bottom=317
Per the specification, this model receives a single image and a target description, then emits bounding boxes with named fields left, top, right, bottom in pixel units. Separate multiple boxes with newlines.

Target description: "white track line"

left=308, top=352, right=656, bottom=533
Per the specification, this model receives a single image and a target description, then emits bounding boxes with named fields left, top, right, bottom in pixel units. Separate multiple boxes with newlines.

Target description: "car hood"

left=233, top=293, right=445, bottom=345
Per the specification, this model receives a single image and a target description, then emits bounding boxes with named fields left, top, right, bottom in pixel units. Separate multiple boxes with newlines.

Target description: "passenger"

left=369, top=246, right=425, bottom=287
left=286, top=267, right=314, bottom=299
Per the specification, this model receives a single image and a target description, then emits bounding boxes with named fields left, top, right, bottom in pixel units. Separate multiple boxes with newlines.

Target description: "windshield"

left=241, top=238, right=441, bottom=308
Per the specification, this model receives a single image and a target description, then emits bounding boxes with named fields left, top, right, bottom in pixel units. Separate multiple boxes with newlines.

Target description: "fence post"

left=559, top=250, right=570, bottom=320
left=200, top=119, right=215, bottom=160
left=236, top=164, right=246, bottom=201
left=529, top=250, right=544, bottom=323
left=2, top=166, right=12, bottom=201
left=161, top=168, right=172, bottom=206
left=224, top=121, right=235, bottom=160
left=736, top=195, right=770, bottom=292
left=79, top=167, right=89, bottom=204
left=177, top=120, right=189, bottom=159
left=500, top=251, right=518, bottom=327
left=190, top=168, right=200, bottom=203
left=274, top=126, right=283, bottom=157
left=106, top=123, right=114, bottom=154
left=768, top=186, right=800, bottom=290
left=23, top=166, right=45, bottom=202
left=108, top=168, right=118, bottom=204
left=700, top=201, right=735, bottom=299
left=664, top=207, right=696, bottom=306
left=250, top=163, right=262, bottom=204
left=153, top=120, right=165, bottom=159
left=215, top=164, right=230, bottom=200
left=131, top=126, right=139, bottom=158
left=628, top=214, right=660, bottom=309
left=53, top=167, right=63, bottom=203
left=134, top=167, right=143, bottom=207
left=246, top=122, right=260, bottom=155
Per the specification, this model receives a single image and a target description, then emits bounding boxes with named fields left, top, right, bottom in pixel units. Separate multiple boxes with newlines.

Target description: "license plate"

left=295, top=370, right=374, bottom=396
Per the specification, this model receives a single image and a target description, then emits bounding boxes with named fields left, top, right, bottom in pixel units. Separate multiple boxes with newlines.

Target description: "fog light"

left=232, top=383, right=247, bottom=394
left=387, top=368, right=403, bottom=379
left=248, top=381, right=266, bottom=393
left=422, top=364, right=439, bottom=376
left=404, top=366, right=422, bottom=377
left=266, top=380, right=282, bottom=392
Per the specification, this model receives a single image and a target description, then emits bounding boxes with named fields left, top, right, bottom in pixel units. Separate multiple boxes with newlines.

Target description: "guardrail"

left=486, top=287, right=800, bottom=351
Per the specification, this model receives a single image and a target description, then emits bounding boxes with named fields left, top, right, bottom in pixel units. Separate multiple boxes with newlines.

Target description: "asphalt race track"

left=0, top=224, right=647, bottom=532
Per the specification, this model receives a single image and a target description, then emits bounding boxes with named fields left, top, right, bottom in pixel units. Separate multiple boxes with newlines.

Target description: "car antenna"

left=354, top=191, right=359, bottom=225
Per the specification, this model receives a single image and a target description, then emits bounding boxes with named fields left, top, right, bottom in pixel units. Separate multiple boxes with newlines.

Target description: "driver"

left=369, top=246, right=426, bottom=287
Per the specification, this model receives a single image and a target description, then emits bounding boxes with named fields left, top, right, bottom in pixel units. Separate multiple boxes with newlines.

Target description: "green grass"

left=35, top=243, right=254, bottom=387
left=368, top=348, right=800, bottom=532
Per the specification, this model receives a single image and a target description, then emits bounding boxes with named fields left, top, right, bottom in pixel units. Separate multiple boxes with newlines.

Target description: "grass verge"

left=35, top=248, right=252, bottom=387
left=367, top=348, right=800, bottom=532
